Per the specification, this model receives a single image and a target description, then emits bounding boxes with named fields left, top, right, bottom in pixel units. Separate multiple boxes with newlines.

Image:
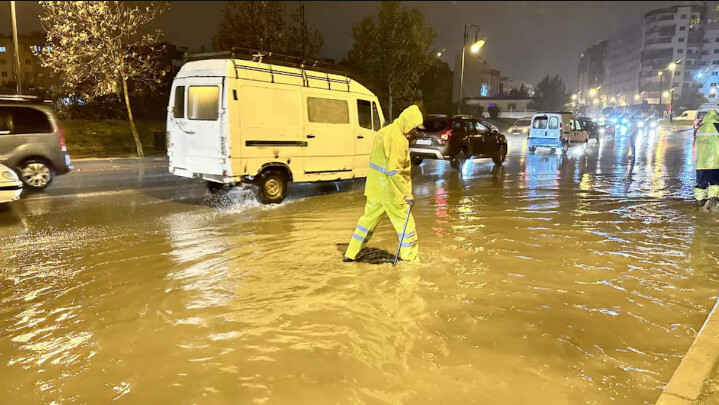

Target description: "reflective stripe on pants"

left=344, top=198, right=419, bottom=263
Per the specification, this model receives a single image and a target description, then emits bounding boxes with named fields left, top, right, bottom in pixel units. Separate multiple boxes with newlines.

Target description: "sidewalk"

left=656, top=298, right=719, bottom=405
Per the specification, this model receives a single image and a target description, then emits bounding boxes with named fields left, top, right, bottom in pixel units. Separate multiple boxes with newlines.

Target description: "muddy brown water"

left=1, top=130, right=718, bottom=404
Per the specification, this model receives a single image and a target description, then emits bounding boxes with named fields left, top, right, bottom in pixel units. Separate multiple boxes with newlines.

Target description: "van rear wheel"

left=257, top=169, right=288, bottom=204
left=207, top=181, right=231, bottom=194
left=411, top=156, right=423, bottom=166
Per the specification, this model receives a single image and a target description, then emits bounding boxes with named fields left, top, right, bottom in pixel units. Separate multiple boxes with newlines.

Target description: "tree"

left=212, top=2, right=323, bottom=59
left=36, top=1, right=169, bottom=157
left=346, top=1, right=435, bottom=120
left=532, top=75, right=570, bottom=111
left=420, top=59, right=453, bottom=115
left=487, top=105, right=501, bottom=118
left=507, top=85, right=529, bottom=98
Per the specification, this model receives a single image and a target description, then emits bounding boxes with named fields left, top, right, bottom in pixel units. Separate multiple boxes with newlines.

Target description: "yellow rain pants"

left=344, top=198, right=419, bottom=262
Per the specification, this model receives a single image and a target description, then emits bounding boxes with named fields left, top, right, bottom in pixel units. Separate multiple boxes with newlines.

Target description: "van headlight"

left=649, top=121, right=657, bottom=128
left=1, top=170, right=18, bottom=181
left=637, top=121, right=644, bottom=128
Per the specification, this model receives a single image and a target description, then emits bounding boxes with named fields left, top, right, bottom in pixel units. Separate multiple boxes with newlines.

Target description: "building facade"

left=577, top=40, right=608, bottom=103
left=0, top=33, right=58, bottom=92
left=453, top=52, right=501, bottom=104
left=604, top=26, right=642, bottom=106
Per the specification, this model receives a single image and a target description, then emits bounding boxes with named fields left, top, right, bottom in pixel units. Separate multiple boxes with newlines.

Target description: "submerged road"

left=1, top=128, right=718, bottom=404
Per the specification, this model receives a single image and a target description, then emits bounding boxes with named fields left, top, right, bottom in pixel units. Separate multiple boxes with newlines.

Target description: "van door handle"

left=306, top=134, right=315, bottom=139
left=357, top=135, right=364, bottom=139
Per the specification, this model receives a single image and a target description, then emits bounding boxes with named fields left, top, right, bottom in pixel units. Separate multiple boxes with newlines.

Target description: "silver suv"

left=0, top=95, right=72, bottom=189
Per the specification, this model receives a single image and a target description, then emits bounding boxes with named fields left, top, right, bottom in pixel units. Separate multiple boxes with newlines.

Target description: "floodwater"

left=1, top=129, right=718, bottom=404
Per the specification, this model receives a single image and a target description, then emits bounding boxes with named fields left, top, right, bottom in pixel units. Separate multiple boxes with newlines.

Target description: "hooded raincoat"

left=694, top=109, right=719, bottom=200
left=345, top=105, right=424, bottom=263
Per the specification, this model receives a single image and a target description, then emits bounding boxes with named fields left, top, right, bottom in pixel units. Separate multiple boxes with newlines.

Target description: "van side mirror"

left=491, top=128, right=498, bottom=134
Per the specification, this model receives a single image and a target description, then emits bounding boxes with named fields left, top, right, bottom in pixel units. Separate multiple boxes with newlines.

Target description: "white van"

left=527, top=112, right=588, bottom=153
left=677, top=109, right=697, bottom=121
left=166, top=56, right=384, bottom=203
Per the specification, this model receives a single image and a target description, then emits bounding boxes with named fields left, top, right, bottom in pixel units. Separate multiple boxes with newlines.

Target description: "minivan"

left=0, top=95, right=73, bottom=189
left=167, top=54, right=384, bottom=204
left=527, top=112, right=588, bottom=153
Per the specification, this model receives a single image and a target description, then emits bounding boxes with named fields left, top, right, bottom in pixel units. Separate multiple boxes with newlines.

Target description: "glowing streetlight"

left=634, top=94, right=641, bottom=101
left=593, top=98, right=600, bottom=105
left=663, top=91, right=670, bottom=98
left=571, top=94, right=577, bottom=101
left=668, top=62, right=677, bottom=71
left=588, top=88, right=597, bottom=97
left=470, top=40, right=485, bottom=54
left=658, top=71, right=663, bottom=77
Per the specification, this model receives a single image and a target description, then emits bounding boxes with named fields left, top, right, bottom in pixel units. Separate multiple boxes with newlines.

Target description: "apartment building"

left=453, top=52, right=501, bottom=103
left=0, top=33, right=57, bottom=91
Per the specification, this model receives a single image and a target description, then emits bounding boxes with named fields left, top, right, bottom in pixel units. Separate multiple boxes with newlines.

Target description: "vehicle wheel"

left=561, top=140, right=569, bottom=154
left=528, top=145, right=536, bottom=153
left=450, top=150, right=467, bottom=170
left=411, top=156, right=423, bottom=166
left=492, top=144, right=507, bottom=165
left=256, top=169, right=288, bottom=204
left=18, top=159, right=53, bottom=190
left=207, top=181, right=232, bottom=194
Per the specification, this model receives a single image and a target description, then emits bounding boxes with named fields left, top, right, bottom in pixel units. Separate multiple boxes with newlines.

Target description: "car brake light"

left=57, top=125, right=67, bottom=151
left=440, top=129, right=452, bottom=142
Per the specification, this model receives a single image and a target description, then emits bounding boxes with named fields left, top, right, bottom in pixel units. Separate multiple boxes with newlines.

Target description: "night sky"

left=1, top=1, right=689, bottom=88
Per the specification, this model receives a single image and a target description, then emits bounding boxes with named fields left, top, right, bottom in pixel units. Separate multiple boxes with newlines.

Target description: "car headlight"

left=599, top=128, right=605, bottom=134
left=1, top=170, right=18, bottom=181
left=650, top=121, right=657, bottom=128
left=637, top=121, right=644, bottom=128
left=610, top=118, right=618, bottom=124
left=522, top=128, right=528, bottom=133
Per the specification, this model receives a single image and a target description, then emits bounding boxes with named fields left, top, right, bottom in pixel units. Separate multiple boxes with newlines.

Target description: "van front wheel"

left=257, top=169, right=288, bottom=204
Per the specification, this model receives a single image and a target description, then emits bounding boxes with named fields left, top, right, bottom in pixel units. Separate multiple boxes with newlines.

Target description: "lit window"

left=0, top=47, right=5, bottom=52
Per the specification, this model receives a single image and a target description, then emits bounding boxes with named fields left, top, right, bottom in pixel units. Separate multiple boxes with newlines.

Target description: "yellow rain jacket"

left=696, top=109, right=719, bottom=170
left=364, top=105, right=424, bottom=203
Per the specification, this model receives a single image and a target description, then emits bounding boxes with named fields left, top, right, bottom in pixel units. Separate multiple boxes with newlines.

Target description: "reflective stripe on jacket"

left=696, top=109, right=719, bottom=170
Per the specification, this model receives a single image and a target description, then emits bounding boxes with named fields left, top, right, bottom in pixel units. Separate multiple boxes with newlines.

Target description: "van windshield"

left=533, top=117, right=548, bottom=129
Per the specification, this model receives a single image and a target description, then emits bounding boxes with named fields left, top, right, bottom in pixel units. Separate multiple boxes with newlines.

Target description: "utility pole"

left=10, top=1, right=22, bottom=94
left=300, top=2, right=306, bottom=59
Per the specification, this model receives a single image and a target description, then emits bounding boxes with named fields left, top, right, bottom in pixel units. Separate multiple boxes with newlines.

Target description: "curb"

left=656, top=298, right=719, bottom=404
left=71, top=156, right=168, bottom=162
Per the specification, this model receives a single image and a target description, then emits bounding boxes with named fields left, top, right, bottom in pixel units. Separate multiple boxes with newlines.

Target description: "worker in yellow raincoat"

left=344, top=105, right=424, bottom=263
left=694, top=109, right=719, bottom=210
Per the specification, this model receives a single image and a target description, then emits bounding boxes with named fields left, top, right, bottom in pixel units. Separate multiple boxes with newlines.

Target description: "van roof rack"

left=452, top=114, right=475, bottom=119
left=184, top=47, right=359, bottom=91
left=427, top=114, right=449, bottom=118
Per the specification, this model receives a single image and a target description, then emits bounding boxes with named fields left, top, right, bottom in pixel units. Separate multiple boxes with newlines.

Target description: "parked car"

left=677, top=109, right=697, bottom=121
left=578, top=117, right=600, bottom=142
left=409, top=114, right=508, bottom=169
left=0, top=163, right=22, bottom=203
left=595, top=119, right=616, bottom=136
left=0, top=95, right=73, bottom=189
left=508, top=117, right=533, bottom=136
left=167, top=56, right=384, bottom=204
left=528, top=112, right=588, bottom=153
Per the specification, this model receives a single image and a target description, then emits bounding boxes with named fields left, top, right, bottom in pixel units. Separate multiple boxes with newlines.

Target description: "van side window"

left=357, top=100, right=372, bottom=129
left=569, top=119, right=576, bottom=131
left=372, top=102, right=381, bottom=130
left=188, top=86, right=219, bottom=120
left=464, top=121, right=476, bottom=134
left=173, top=86, right=185, bottom=118
left=475, top=121, right=488, bottom=132
left=2, top=107, right=52, bottom=134
left=533, top=117, right=547, bottom=129
left=574, top=119, right=582, bottom=130
left=548, top=116, right=559, bottom=129
left=307, top=97, right=349, bottom=124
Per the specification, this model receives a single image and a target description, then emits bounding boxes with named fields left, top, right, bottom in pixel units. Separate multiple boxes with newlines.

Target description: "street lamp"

left=658, top=70, right=664, bottom=110
left=458, top=23, right=484, bottom=114
left=436, top=48, right=446, bottom=58
left=571, top=94, right=577, bottom=101
left=667, top=60, right=680, bottom=122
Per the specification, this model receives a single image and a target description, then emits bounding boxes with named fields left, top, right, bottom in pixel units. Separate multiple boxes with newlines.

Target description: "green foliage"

left=487, top=105, right=501, bottom=118
left=532, top=75, right=570, bottom=111
left=213, top=1, right=323, bottom=59
left=61, top=120, right=166, bottom=157
left=420, top=59, right=453, bottom=115
left=346, top=1, right=435, bottom=117
left=507, top=85, right=530, bottom=98
left=36, top=1, right=170, bottom=157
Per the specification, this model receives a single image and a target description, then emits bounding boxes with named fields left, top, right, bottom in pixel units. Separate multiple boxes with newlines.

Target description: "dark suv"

left=409, top=114, right=507, bottom=169
left=0, top=95, right=72, bottom=189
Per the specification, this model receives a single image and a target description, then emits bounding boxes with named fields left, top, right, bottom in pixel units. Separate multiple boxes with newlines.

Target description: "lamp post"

left=458, top=23, right=484, bottom=114
left=10, top=1, right=22, bottom=94
left=658, top=70, right=664, bottom=112
left=668, top=61, right=677, bottom=122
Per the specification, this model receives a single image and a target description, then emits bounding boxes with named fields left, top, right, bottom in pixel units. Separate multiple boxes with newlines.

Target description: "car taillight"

left=440, top=129, right=452, bottom=142
left=57, top=125, right=67, bottom=151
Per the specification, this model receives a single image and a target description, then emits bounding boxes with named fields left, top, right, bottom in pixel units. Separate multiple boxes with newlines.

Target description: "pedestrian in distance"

left=627, top=115, right=639, bottom=161
left=343, top=105, right=424, bottom=264
left=694, top=109, right=719, bottom=211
